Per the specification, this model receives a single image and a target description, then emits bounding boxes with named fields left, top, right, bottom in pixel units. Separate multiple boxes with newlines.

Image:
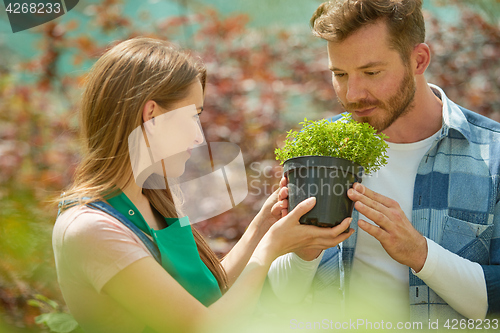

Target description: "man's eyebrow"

left=357, top=61, right=388, bottom=70
left=329, top=61, right=389, bottom=71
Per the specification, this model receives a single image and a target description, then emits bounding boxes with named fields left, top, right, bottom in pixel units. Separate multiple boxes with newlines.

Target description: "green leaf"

left=27, top=299, right=43, bottom=308
left=42, top=313, right=79, bottom=333
left=35, top=313, right=52, bottom=325
left=35, top=294, right=59, bottom=310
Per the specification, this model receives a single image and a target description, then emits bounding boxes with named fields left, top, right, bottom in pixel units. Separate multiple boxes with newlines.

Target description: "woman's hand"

left=253, top=197, right=355, bottom=265
left=220, top=177, right=289, bottom=286
left=253, top=176, right=289, bottom=233
left=274, top=175, right=289, bottom=218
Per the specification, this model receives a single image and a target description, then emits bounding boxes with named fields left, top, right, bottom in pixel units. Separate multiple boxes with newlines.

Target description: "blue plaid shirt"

left=313, top=85, right=500, bottom=320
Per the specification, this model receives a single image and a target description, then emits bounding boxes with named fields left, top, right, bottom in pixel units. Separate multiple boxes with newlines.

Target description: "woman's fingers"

left=270, top=176, right=288, bottom=217
left=312, top=217, right=354, bottom=239
left=270, top=201, right=281, bottom=217
left=278, top=179, right=289, bottom=218
left=270, top=198, right=355, bottom=258
left=271, top=199, right=287, bottom=216
left=332, top=217, right=353, bottom=235
left=292, top=218, right=354, bottom=253
left=278, top=186, right=288, bottom=201
left=279, top=175, right=288, bottom=189
left=285, top=197, right=316, bottom=221
left=266, top=177, right=289, bottom=218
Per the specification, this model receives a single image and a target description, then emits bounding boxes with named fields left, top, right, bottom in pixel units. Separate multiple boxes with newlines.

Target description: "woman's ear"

left=412, top=43, right=431, bottom=76
left=142, top=100, right=157, bottom=123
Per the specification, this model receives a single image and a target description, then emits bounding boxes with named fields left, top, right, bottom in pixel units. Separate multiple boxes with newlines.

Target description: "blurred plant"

left=28, top=295, right=80, bottom=333
left=0, top=187, right=61, bottom=331
left=435, top=0, right=500, bottom=24
left=426, top=2, right=500, bottom=121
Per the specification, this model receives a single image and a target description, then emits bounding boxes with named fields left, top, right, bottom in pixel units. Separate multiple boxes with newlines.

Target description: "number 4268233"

left=5, top=2, right=62, bottom=14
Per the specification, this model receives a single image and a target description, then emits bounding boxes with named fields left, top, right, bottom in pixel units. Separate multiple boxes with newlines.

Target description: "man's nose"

left=345, top=77, right=368, bottom=103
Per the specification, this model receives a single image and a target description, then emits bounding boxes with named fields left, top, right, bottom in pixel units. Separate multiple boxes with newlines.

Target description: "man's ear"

left=412, top=43, right=431, bottom=76
left=142, top=100, right=157, bottom=123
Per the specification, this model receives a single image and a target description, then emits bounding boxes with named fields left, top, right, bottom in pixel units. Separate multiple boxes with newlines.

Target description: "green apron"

left=106, top=191, right=222, bottom=308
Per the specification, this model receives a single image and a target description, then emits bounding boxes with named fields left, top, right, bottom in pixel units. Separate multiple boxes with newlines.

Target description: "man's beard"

left=339, top=67, right=416, bottom=132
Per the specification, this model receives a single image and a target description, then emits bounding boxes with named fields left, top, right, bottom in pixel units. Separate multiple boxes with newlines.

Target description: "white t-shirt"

left=348, top=130, right=440, bottom=321
left=52, top=205, right=152, bottom=333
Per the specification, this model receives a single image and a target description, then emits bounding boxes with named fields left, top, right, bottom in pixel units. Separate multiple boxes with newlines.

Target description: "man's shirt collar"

left=430, top=83, right=472, bottom=142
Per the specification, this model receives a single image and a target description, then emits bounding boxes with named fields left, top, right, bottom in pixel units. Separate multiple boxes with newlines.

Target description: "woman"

left=52, top=37, right=353, bottom=333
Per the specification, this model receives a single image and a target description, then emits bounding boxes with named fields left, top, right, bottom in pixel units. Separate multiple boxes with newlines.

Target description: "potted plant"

left=275, top=113, right=388, bottom=228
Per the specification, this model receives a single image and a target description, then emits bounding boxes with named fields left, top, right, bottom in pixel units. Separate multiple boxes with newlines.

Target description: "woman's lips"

left=354, top=107, right=376, bottom=117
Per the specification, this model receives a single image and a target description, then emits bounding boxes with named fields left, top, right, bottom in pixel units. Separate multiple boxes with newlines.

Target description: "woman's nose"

left=193, top=121, right=204, bottom=145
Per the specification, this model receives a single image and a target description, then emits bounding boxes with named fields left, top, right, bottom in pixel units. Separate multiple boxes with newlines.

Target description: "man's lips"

left=354, top=107, right=376, bottom=117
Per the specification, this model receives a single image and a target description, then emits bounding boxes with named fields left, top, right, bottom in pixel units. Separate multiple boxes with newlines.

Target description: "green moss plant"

left=275, top=114, right=389, bottom=174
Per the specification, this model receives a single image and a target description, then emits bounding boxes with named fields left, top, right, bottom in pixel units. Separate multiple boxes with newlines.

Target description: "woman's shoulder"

left=53, top=204, right=147, bottom=252
left=55, top=204, right=123, bottom=236
left=52, top=204, right=152, bottom=295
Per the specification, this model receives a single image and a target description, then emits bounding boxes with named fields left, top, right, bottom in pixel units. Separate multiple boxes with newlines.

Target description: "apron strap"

left=86, top=201, right=162, bottom=264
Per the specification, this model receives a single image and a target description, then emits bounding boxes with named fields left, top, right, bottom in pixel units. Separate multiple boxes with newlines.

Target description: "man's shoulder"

left=459, top=106, right=500, bottom=135
left=445, top=102, right=500, bottom=146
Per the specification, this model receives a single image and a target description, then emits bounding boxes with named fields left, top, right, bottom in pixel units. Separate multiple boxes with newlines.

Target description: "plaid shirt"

left=313, top=85, right=500, bottom=320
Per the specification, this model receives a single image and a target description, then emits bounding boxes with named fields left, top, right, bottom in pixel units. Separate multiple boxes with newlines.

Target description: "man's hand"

left=347, top=183, right=428, bottom=272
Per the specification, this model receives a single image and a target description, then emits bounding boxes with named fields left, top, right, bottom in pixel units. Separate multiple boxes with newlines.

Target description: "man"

left=268, top=0, right=500, bottom=324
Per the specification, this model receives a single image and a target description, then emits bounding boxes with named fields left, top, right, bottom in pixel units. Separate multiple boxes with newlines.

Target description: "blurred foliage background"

left=0, top=0, right=499, bottom=331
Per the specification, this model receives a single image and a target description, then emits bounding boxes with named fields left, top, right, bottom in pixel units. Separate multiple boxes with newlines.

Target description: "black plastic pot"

left=284, top=156, right=364, bottom=228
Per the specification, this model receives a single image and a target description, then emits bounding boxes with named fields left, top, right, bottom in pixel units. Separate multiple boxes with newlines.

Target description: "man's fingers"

left=351, top=183, right=397, bottom=208
left=353, top=200, right=391, bottom=230
left=348, top=186, right=394, bottom=224
left=358, top=219, right=386, bottom=241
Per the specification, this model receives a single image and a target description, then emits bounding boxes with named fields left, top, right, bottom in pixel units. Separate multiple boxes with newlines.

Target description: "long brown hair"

left=59, top=37, right=228, bottom=292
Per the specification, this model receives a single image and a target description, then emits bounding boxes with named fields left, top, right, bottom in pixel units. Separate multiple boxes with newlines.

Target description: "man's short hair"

left=310, top=0, right=425, bottom=63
